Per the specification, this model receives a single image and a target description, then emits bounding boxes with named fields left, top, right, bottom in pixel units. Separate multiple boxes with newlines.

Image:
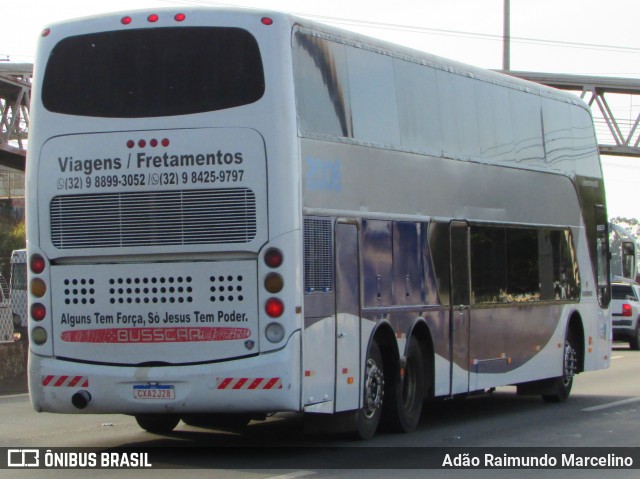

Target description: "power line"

left=163, top=0, right=640, bottom=55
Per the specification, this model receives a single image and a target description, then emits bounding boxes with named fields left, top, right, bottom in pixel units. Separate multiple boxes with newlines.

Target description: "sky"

left=3, top=0, right=640, bottom=219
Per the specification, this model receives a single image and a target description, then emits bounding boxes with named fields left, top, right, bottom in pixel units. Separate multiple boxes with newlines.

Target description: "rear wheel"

left=135, top=414, right=180, bottom=433
left=542, top=336, right=578, bottom=403
left=384, top=337, right=426, bottom=433
left=354, top=340, right=384, bottom=440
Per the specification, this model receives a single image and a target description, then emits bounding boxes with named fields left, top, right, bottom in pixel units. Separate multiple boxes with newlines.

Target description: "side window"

left=505, top=228, right=540, bottom=301
left=470, top=226, right=506, bottom=304
left=293, top=32, right=352, bottom=138
left=346, top=46, right=400, bottom=145
left=595, top=209, right=611, bottom=307
left=510, top=90, right=544, bottom=163
left=470, top=225, right=580, bottom=304
left=394, top=59, right=441, bottom=153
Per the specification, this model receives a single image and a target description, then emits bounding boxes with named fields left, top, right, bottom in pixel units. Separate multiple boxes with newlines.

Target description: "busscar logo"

left=8, top=449, right=39, bottom=467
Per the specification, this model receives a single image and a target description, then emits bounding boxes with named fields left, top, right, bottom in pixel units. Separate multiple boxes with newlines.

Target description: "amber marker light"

left=264, top=273, right=284, bottom=294
left=31, top=278, right=47, bottom=298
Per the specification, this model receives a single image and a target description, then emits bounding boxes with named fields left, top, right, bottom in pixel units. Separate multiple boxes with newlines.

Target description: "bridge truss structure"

left=0, top=63, right=31, bottom=170
left=501, top=71, right=640, bottom=158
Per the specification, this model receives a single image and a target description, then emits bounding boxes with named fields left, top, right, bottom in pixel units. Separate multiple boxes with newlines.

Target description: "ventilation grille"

left=50, top=188, right=257, bottom=249
left=109, top=275, right=193, bottom=305
left=304, top=217, right=333, bottom=293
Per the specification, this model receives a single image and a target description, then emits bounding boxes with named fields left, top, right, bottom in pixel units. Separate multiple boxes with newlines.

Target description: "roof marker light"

left=121, top=16, right=132, bottom=25
left=41, top=28, right=51, bottom=37
left=175, top=13, right=186, bottom=22
left=161, top=138, right=170, bottom=147
left=261, top=17, right=274, bottom=26
left=148, top=14, right=159, bottom=23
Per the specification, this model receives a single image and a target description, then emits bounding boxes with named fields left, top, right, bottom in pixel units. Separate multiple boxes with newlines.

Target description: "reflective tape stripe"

left=42, top=375, right=89, bottom=387
left=216, top=377, right=282, bottom=390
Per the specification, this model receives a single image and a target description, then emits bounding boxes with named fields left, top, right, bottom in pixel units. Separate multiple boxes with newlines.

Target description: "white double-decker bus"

left=27, top=8, right=611, bottom=439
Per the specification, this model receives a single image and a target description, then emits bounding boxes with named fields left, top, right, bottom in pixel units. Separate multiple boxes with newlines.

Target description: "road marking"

left=582, top=397, right=640, bottom=412
left=611, top=355, right=624, bottom=359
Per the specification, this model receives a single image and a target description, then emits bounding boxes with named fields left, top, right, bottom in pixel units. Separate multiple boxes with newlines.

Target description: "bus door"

left=450, top=221, right=471, bottom=395
left=334, top=221, right=362, bottom=412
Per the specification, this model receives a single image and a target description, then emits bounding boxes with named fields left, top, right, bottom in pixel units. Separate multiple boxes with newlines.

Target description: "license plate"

left=133, top=385, right=175, bottom=399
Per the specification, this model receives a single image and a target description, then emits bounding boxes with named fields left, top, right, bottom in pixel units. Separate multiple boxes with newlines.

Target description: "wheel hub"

left=363, top=358, right=384, bottom=418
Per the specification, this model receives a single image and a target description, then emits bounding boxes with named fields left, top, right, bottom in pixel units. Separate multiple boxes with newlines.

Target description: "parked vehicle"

left=611, top=281, right=640, bottom=350
left=10, top=249, right=27, bottom=341
left=0, top=275, right=13, bottom=342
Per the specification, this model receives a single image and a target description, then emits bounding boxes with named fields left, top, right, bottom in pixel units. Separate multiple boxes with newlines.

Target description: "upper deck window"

left=42, top=27, right=265, bottom=118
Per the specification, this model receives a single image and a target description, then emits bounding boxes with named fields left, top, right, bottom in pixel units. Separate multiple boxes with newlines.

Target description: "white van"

left=10, top=249, right=27, bottom=341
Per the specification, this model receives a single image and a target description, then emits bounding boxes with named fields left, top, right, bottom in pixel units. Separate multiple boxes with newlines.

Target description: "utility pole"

left=503, top=0, right=510, bottom=71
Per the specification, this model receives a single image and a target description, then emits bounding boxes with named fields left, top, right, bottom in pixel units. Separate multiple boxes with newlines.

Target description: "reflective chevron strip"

left=216, top=377, right=282, bottom=390
left=42, top=375, right=89, bottom=387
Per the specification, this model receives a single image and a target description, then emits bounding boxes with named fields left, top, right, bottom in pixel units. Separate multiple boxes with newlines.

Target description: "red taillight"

left=148, top=14, right=159, bottom=23
left=31, top=303, right=46, bottom=321
left=623, top=304, right=633, bottom=317
left=265, top=298, right=284, bottom=318
left=30, top=254, right=46, bottom=274
left=264, top=249, right=283, bottom=268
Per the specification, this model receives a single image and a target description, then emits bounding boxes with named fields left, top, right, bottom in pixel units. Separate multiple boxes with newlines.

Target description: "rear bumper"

left=29, top=331, right=301, bottom=414
left=612, top=317, right=638, bottom=340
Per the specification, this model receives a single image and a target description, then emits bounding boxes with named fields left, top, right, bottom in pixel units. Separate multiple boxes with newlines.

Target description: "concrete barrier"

left=0, top=342, right=28, bottom=395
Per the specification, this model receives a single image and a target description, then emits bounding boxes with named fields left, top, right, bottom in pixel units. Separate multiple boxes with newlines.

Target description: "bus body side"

left=294, top=23, right=611, bottom=432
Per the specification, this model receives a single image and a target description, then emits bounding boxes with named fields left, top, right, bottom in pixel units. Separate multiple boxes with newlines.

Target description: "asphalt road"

left=1, top=344, right=639, bottom=479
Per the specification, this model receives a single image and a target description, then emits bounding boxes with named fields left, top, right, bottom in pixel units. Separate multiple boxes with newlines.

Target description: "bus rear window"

left=42, top=27, right=265, bottom=117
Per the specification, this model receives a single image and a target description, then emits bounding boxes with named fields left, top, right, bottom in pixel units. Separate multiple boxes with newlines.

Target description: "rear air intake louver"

left=50, top=188, right=257, bottom=249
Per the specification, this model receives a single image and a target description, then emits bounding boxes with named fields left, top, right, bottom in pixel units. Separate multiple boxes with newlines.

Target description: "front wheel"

left=542, top=337, right=578, bottom=403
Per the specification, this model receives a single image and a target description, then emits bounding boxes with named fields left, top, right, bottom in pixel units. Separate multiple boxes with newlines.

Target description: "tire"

left=629, top=321, right=640, bottom=351
left=354, top=340, right=385, bottom=440
left=384, top=336, right=426, bottom=433
left=542, top=336, right=578, bottom=403
left=135, top=414, right=180, bottom=434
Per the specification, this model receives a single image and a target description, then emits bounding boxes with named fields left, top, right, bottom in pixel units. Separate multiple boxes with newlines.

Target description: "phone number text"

left=57, top=170, right=245, bottom=190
